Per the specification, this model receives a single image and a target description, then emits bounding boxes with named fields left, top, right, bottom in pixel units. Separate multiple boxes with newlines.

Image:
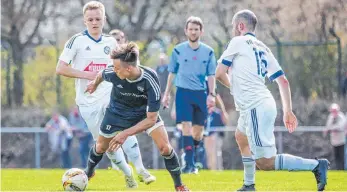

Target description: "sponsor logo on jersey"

left=83, top=61, right=107, bottom=72
left=85, top=46, right=91, bottom=51
left=104, top=46, right=110, bottom=55
left=117, top=84, right=123, bottom=88
left=137, top=86, right=144, bottom=92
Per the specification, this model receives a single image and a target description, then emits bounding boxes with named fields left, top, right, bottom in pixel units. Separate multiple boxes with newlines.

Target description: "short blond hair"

left=82, top=1, right=105, bottom=16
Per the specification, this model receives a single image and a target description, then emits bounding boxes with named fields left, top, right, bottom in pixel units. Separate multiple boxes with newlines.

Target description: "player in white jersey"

left=215, top=10, right=329, bottom=191
left=56, top=1, right=154, bottom=188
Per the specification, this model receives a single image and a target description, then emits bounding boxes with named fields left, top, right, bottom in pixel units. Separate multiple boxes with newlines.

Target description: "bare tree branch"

left=23, top=0, right=48, bottom=47
left=134, top=0, right=150, bottom=34
left=17, top=0, right=28, bottom=21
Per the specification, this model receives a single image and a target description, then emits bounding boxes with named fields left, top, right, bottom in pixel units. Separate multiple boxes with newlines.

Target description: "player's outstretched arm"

left=215, top=64, right=231, bottom=88
left=275, top=75, right=298, bottom=133
left=56, top=60, right=97, bottom=80
left=85, top=70, right=104, bottom=94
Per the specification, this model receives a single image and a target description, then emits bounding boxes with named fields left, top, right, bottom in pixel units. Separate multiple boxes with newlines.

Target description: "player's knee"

left=95, top=142, right=107, bottom=154
left=235, top=131, right=248, bottom=147
left=255, top=158, right=274, bottom=170
left=158, top=143, right=172, bottom=156
left=181, top=122, right=192, bottom=135
left=192, top=132, right=203, bottom=141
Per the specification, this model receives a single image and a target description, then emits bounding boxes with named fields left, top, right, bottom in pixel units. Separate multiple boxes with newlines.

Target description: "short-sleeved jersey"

left=218, top=33, right=284, bottom=111
left=59, top=30, right=117, bottom=106
left=102, top=65, right=161, bottom=121
left=168, top=41, right=217, bottom=90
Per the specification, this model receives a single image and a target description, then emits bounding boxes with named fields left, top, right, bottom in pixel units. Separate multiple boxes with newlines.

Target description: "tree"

left=77, top=0, right=175, bottom=62
left=1, top=0, right=48, bottom=106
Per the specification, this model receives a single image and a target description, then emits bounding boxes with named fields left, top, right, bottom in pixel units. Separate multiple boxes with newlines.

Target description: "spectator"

left=324, top=103, right=346, bottom=170
left=155, top=53, right=169, bottom=95
left=204, top=94, right=228, bottom=170
left=109, top=29, right=127, bottom=44
left=69, top=106, right=92, bottom=168
left=45, top=109, right=73, bottom=168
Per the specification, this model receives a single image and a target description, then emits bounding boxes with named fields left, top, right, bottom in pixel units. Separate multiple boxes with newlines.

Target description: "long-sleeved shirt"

left=325, top=112, right=346, bottom=146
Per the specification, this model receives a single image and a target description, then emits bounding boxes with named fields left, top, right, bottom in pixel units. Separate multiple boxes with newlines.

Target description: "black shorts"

left=100, top=108, right=163, bottom=138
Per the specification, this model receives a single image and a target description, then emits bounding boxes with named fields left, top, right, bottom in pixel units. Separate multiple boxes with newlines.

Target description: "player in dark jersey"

left=84, top=42, right=189, bottom=191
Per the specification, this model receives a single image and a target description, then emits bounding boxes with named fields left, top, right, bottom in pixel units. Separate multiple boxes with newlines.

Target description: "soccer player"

left=108, top=28, right=156, bottom=183
left=215, top=10, right=329, bottom=191
left=56, top=1, right=154, bottom=188
left=109, top=29, right=127, bottom=44
left=84, top=42, right=189, bottom=192
left=162, top=16, right=217, bottom=174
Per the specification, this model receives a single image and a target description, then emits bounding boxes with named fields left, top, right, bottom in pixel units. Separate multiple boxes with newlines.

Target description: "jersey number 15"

left=253, top=48, right=268, bottom=77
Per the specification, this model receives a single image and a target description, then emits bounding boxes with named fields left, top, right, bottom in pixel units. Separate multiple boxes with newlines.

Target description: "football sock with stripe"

left=242, top=156, right=255, bottom=185
left=122, top=135, right=146, bottom=173
left=86, top=144, right=104, bottom=176
left=106, top=148, right=132, bottom=176
left=275, top=154, right=319, bottom=171
left=163, top=149, right=183, bottom=187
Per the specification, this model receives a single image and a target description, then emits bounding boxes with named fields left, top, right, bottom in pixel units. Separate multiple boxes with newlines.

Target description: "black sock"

left=193, top=139, right=201, bottom=148
left=163, top=149, right=182, bottom=187
left=85, top=144, right=104, bottom=177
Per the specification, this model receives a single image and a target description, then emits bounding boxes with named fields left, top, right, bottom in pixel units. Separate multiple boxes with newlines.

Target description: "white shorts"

left=237, top=98, right=277, bottom=159
left=79, top=98, right=109, bottom=140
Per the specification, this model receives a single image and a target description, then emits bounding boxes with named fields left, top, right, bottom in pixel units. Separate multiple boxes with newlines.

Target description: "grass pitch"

left=1, top=169, right=346, bottom=191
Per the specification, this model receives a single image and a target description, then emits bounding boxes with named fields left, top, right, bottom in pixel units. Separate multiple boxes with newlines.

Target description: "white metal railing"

left=0, top=126, right=329, bottom=169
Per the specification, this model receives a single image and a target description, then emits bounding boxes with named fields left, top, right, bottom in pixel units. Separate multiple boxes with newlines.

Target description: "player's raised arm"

left=56, top=36, right=97, bottom=80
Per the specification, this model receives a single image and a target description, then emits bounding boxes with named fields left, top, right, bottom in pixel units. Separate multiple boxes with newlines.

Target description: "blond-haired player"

left=56, top=1, right=154, bottom=188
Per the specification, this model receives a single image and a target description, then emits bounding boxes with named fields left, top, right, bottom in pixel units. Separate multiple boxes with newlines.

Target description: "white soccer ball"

left=62, top=168, right=88, bottom=191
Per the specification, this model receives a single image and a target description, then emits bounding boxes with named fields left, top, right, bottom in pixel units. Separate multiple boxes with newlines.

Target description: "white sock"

left=106, top=148, right=132, bottom=176
left=275, top=154, right=319, bottom=171
left=242, top=156, right=255, bottom=185
left=122, top=135, right=146, bottom=173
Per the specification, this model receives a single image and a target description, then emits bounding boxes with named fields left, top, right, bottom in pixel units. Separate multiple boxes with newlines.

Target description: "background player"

left=84, top=42, right=189, bottom=192
left=162, top=16, right=217, bottom=174
left=55, top=1, right=154, bottom=187
left=215, top=9, right=330, bottom=191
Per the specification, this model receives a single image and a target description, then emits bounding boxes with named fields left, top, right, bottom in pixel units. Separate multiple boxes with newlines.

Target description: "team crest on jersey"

left=137, top=86, right=144, bottom=92
left=104, top=46, right=110, bottom=55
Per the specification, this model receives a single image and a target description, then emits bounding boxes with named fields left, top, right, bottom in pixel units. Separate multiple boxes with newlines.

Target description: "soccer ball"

left=62, top=168, right=88, bottom=191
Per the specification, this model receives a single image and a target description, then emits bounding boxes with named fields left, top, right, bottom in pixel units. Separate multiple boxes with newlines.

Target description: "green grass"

left=1, top=169, right=346, bottom=191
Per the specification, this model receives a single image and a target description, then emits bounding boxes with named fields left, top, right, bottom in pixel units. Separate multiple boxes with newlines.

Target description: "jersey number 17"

left=253, top=48, right=268, bottom=77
